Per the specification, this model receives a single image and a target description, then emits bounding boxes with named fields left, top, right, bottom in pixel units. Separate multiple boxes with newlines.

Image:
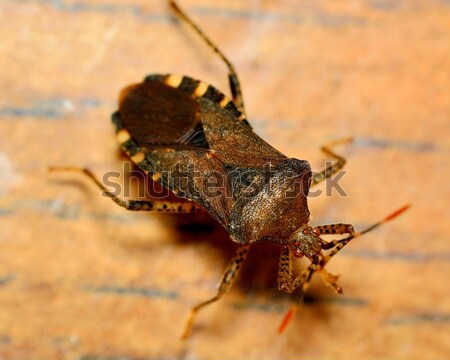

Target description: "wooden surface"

left=0, top=0, right=449, bottom=359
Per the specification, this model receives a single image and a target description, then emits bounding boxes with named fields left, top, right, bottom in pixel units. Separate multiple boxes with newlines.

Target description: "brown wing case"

left=112, top=74, right=288, bottom=227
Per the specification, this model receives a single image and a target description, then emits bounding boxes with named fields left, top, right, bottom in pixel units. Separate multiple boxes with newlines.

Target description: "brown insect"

left=51, top=1, right=409, bottom=338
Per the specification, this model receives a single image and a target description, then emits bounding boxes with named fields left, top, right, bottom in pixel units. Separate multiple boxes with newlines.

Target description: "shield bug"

left=51, top=0, right=409, bottom=338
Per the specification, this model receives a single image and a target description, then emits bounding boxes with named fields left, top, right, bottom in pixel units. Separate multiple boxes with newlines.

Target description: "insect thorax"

left=228, top=158, right=312, bottom=244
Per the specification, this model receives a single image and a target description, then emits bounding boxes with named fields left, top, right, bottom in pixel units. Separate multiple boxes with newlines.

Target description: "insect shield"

left=50, top=0, right=410, bottom=338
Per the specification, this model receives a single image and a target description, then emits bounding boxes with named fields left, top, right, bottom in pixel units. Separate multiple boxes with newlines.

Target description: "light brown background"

left=0, top=0, right=449, bottom=359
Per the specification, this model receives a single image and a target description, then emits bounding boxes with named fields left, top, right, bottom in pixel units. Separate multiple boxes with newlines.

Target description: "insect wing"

left=113, top=74, right=287, bottom=226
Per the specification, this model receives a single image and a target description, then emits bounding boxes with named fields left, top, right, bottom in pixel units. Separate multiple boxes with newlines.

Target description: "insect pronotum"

left=51, top=0, right=409, bottom=338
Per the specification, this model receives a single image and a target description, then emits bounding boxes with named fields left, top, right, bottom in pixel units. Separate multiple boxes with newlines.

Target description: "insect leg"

left=277, top=246, right=309, bottom=294
left=278, top=255, right=319, bottom=333
left=311, top=137, right=353, bottom=186
left=169, top=1, right=246, bottom=115
left=320, top=205, right=410, bottom=267
left=310, top=224, right=354, bottom=293
left=317, top=266, right=343, bottom=294
left=278, top=205, right=410, bottom=333
left=316, top=223, right=356, bottom=250
left=314, top=224, right=353, bottom=292
left=301, top=224, right=353, bottom=293
left=49, top=166, right=203, bottom=213
left=182, top=244, right=250, bottom=339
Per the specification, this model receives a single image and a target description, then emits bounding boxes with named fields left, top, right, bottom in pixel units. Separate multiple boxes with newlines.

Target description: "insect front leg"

left=278, top=254, right=320, bottom=333
left=310, top=223, right=356, bottom=293
left=182, top=244, right=250, bottom=339
left=169, top=1, right=246, bottom=115
left=316, top=223, right=356, bottom=250
left=319, top=205, right=411, bottom=267
left=311, top=137, right=353, bottom=186
left=49, top=166, right=203, bottom=213
left=316, top=223, right=357, bottom=269
left=277, top=246, right=309, bottom=294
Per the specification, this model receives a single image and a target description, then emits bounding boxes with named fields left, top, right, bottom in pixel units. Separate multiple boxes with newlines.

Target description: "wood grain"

left=0, top=0, right=449, bottom=359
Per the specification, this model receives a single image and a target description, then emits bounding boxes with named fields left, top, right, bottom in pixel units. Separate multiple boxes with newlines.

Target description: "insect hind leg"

left=169, top=1, right=246, bottom=115
left=182, top=244, right=250, bottom=339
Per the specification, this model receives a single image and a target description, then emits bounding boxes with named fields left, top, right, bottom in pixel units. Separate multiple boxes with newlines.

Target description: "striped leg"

left=169, top=1, right=246, bottom=115
left=278, top=254, right=319, bottom=333
left=313, top=223, right=356, bottom=293
left=316, top=223, right=356, bottom=250
left=320, top=205, right=410, bottom=267
left=312, top=137, right=353, bottom=186
left=49, top=166, right=203, bottom=213
left=182, top=244, right=250, bottom=339
left=277, top=246, right=310, bottom=294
